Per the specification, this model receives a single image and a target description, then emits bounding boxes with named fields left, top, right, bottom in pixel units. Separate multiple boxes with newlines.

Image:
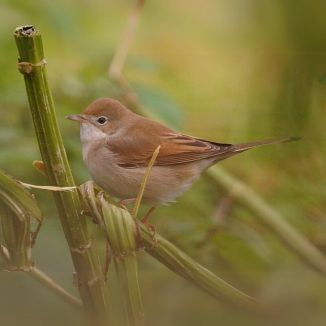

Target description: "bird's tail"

left=233, top=136, right=300, bottom=153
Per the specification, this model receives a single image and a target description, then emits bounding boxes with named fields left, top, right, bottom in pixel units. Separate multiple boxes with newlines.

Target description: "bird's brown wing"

left=153, top=133, right=234, bottom=166
left=106, top=113, right=298, bottom=168
left=108, top=129, right=234, bottom=168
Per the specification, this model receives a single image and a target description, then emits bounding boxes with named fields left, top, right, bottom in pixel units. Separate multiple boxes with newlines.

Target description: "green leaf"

left=0, top=170, right=42, bottom=222
left=0, top=169, right=43, bottom=270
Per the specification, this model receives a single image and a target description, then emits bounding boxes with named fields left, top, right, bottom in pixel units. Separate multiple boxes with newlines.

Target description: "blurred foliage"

left=0, top=0, right=326, bottom=325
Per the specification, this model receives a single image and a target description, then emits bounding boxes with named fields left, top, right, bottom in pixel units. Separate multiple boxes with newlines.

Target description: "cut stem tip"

left=14, top=25, right=38, bottom=37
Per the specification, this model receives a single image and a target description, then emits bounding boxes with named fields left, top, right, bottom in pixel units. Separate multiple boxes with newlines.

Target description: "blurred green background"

left=1, top=0, right=326, bottom=325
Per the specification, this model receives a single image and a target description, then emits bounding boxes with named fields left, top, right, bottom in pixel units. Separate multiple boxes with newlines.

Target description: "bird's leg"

left=141, top=206, right=157, bottom=224
left=141, top=206, right=158, bottom=237
left=134, top=206, right=158, bottom=248
left=118, top=198, right=136, bottom=209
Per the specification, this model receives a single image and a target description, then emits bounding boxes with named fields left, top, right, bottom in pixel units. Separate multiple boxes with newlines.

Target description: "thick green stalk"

left=138, top=223, right=258, bottom=311
left=80, top=180, right=258, bottom=313
left=80, top=181, right=144, bottom=324
left=14, top=25, right=109, bottom=324
left=208, top=167, right=326, bottom=274
left=101, top=200, right=144, bottom=326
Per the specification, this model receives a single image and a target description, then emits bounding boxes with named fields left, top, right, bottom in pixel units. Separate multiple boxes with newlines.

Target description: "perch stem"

left=14, top=25, right=110, bottom=325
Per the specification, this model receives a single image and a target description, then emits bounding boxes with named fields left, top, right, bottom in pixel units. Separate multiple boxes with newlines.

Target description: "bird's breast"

left=80, top=123, right=108, bottom=161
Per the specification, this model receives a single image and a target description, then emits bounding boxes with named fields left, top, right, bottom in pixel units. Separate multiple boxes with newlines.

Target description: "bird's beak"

left=66, top=114, right=86, bottom=123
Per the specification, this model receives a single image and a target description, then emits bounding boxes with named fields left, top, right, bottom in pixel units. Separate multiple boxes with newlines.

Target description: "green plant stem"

left=0, top=246, right=82, bottom=308
left=208, top=167, right=326, bottom=274
left=101, top=200, right=144, bottom=326
left=28, top=267, right=83, bottom=308
left=14, top=25, right=110, bottom=324
left=80, top=180, right=259, bottom=313
left=138, top=223, right=259, bottom=311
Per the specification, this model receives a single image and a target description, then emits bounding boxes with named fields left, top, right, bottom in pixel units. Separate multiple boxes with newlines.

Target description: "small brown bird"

left=67, top=98, right=297, bottom=214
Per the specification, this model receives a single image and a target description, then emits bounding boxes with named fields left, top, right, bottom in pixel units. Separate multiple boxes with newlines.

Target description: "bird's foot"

left=140, top=206, right=158, bottom=246
left=134, top=206, right=158, bottom=249
left=117, top=198, right=136, bottom=209
left=141, top=206, right=157, bottom=224
left=81, top=209, right=99, bottom=224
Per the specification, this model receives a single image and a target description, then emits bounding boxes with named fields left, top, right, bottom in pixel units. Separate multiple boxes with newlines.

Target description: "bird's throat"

left=80, top=123, right=107, bottom=161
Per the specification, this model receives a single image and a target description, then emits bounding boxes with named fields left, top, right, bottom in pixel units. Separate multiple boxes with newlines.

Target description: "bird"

left=67, top=98, right=298, bottom=220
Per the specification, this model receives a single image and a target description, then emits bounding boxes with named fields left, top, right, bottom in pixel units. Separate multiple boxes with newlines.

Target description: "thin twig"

left=19, top=182, right=76, bottom=192
left=0, top=248, right=82, bottom=308
left=132, top=145, right=161, bottom=219
left=108, top=0, right=145, bottom=113
left=208, top=167, right=326, bottom=274
left=28, top=267, right=83, bottom=308
left=109, top=0, right=145, bottom=78
left=196, top=195, right=234, bottom=249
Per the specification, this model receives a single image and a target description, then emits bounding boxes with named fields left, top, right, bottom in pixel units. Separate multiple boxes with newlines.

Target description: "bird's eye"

left=96, top=116, right=108, bottom=125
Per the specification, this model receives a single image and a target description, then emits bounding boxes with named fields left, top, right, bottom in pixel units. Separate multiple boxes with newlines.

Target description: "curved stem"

left=138, top=223, right=259, bottom=312
left=208, top=167, right=326, bottom=275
